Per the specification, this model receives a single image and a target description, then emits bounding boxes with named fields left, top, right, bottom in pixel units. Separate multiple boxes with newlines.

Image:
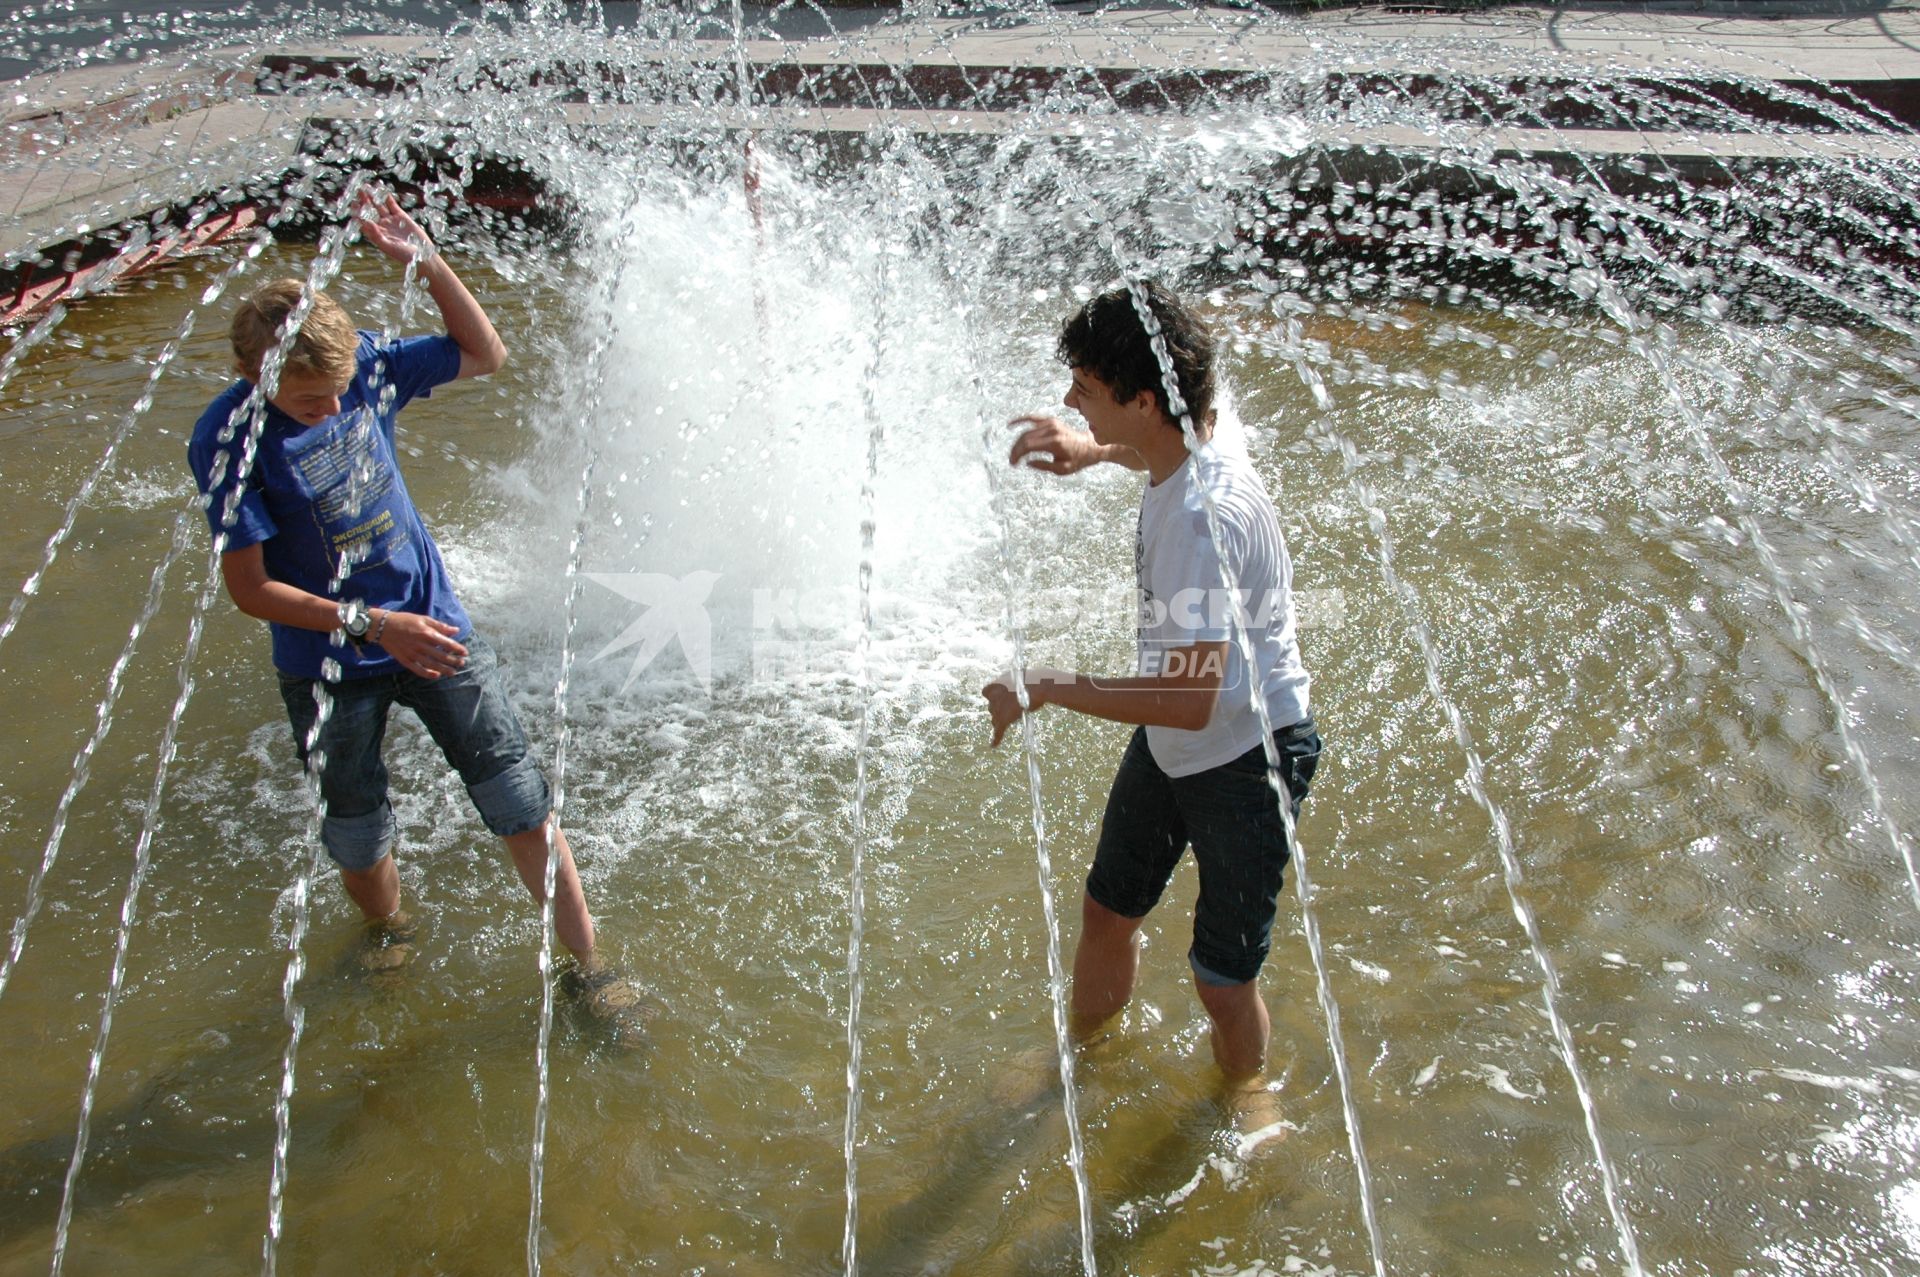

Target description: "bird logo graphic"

left=583, top=570, right=721, bottom=694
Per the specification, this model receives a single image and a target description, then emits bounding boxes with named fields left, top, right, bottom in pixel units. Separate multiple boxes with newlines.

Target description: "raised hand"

left=1009, top=414, right=1122, bottom=475
left=356, top=189, right=437, bottom=267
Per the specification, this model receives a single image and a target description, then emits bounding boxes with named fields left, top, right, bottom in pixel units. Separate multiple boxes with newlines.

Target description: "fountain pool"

left=3, top=3, right=1920, bottom=1273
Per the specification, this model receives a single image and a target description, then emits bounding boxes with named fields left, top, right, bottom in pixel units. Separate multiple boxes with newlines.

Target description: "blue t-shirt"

left=186, top=332, right=473, bottom=680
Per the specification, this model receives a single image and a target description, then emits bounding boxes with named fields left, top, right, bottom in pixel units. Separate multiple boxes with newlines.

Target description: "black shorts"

left=1086, top=719, right=1321, bottom=985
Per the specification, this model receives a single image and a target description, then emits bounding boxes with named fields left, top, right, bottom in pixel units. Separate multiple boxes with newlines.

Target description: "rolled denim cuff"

left=468, top=755, right=551, bottom=838
left=322, top=803, right=396, bottom=872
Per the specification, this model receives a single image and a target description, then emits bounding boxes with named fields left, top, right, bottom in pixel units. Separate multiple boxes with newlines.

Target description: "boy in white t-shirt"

left=983, top=282, right=1321, bottom=1099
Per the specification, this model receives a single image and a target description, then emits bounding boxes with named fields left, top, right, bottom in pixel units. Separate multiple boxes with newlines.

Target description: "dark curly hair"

left=1056, top=280, right=1216, bottom=429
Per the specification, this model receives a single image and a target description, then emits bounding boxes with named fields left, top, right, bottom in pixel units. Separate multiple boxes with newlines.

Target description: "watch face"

left=343, top=601, right=370, bottom=637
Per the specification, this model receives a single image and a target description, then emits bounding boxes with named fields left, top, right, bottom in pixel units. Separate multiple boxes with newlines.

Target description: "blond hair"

left=229, top=279, right=359, bottom=384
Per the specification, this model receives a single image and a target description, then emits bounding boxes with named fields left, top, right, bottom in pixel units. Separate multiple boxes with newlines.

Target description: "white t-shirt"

left=1135, top=431, right=1310, bottom=777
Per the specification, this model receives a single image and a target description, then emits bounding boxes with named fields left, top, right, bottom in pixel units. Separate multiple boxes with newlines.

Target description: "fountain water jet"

left=1122, top=273, right=1392, bottom=1277
left=1320, top=415, right=1647, bottom=1276
left=839, top=196, right=888, bottom=1277
left=980, top=25, right=1390, bottom=1250
left=524, top=186, right=648, bottom=1274
left=248, top=191, right=380, bottom=1277
left=983, top=421, right=1099, bottom=1277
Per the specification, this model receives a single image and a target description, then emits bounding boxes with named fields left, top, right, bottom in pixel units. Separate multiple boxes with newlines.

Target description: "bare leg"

left=502, top=819, right=597, bottom=963
left=339, top=854, right=401, bottom=921
left=1194, top=974, right=1270, bottom=1082
left=1070, top=892, right=1145, bottom=1036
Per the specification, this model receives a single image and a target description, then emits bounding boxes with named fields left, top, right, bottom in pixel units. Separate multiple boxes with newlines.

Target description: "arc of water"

left=0, top=226, right=265, bottom=660
left=1428, top=68, right=1920, bottom=340
left=845, top=63, right=1120, bottom=1266
left=0, top=0, right=460, bottom=1125
left=0, top=478, right=190, bottom=987
left=524, top=448, right=595, bottom=1277
left=857, top=122, right=1105, bottom=1274
left=761, top=30, right=1112, bottom=1255
left=0, top=304, right=71, bottom=403
left=259, top=193, right=380, bottom=1277
left=1315, top=63, right=1906, bottom=1254
left=0, top=196, right=241, bottom=410
left=709, top=30, right=1109, bottom=1261
left=840, top=184, right=896, bottom=1276
left=1116, top=276, right=1389, bottom=1277
left=0, top=27, right=262, bottom=136
left=2, top=117, right=308, bottom=288
left=240, top=72, right=563, bottom=1261
left=1480, top=79, right=1920, bottom=481
left=526, top=191, right=648, bottom=1277
left=0, top=353, right=195, bottom=1001
left=978, top=10, right=1388, bottom=1260
left=1274, top=63, right=1920, bottom=598
left=1042, top=63, right=1636, bottom=1272
left=1716, top=350, right=1920, bottom=692
left=41, top=221, right=308, bottom=1269
left=279, top=30, right=587, bottom=1257
left=1144, top=19, right=1920, bottom=342
left=1255, top=81, right=1696, bottom=1274
left=1618, top=132, right=1920, bottom=332
left=1452, top=119, right=1920, bottom=912
left=262, top=665, right=341, bottom=1277
left=1626, top=55, right=1920, bottom=243
left=216, top=214, right=359, bottom=1267
left=1495, top=74, right=1920, bottom=658
left=982, top=423, right=1100, bottom=1277
left=1641, top=344, right=1920, bottom=912
left=732, top=79, right=1098, bottom=1256
left=0, top=194, right=295, bottom=1006
left=1318, top=417, right=1651, bottom=1277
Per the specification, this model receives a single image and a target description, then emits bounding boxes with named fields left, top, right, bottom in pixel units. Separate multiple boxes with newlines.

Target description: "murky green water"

left=2, top=225, right=1917, bottom=1277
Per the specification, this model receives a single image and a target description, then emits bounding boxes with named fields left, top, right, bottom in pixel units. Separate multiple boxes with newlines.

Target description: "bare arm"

left=980, top=641, right=1227, bottom=746
left=356, top=190, right=507, bottom=379
left=421, top=254, right=507, bottom=379
left=1008, top=414, right=1146, bottom=474
left=220, top=543, right=469, bottom=679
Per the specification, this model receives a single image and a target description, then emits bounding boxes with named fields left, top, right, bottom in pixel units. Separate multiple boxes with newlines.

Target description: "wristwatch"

left=339, top=599, right=372, bottom=644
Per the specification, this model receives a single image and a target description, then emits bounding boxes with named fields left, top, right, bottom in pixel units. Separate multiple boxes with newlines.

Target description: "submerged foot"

left=560, top=961, right=661, bottom=1048
left=358, top=910, right=417, bottom=981
left=1221, top=1078, right=1291, bottom=1158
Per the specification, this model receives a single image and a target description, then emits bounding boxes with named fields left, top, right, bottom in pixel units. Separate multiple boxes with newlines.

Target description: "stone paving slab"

left=6, top=6, right=1920, bottom=291
left=0, top=99, right=307, bottom=264
left=366, top=96, right=1916, bottom=166
left=790, top=4, right=1920, bottom=81
left=230, top=6, right=1920, bottom=94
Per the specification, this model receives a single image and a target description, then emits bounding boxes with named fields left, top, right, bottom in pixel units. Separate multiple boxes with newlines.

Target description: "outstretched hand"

left=357, top=189, right=437, bottom=267
left=1008, top=415, right=1109, bottom=475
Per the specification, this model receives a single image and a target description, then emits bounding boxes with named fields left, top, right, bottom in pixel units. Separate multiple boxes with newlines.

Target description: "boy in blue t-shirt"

left=189, top=192, right=627, bottom=1012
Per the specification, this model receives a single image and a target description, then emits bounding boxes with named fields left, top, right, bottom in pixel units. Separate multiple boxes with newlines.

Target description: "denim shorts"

left=277, top=632, right=552, bottom=871
left=1087, top=718, right=1322, bottom=987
